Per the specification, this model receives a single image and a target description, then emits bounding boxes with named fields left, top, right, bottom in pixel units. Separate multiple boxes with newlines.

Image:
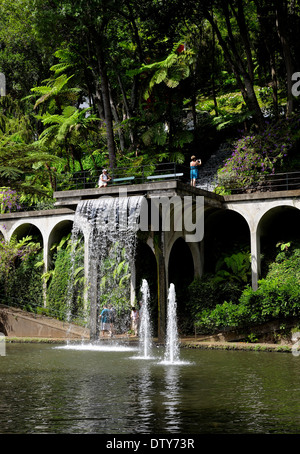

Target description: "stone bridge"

left=0, top=180, right=299, bottom=339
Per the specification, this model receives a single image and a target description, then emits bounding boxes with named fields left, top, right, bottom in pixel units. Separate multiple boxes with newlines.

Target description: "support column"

left=250, top=228, right=261, bottom=291
left=189, top=240, right=204, bottom=279
left=154, top=231, right=166, bottom=343
left=43, top=235, right=49, bottom=308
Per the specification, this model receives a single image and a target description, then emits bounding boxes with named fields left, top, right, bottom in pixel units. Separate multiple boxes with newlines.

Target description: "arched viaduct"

left=1, top=180, right=300, bottom=339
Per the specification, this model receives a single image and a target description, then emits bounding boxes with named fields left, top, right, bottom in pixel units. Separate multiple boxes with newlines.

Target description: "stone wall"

left=0, top=305, right=89, bottom=339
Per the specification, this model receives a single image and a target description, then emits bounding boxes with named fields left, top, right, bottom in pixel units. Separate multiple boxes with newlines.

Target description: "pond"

left=1, top=342, right=300, bottom=434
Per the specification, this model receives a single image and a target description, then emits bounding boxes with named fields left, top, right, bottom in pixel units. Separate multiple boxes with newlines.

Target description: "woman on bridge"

left=190, top=155, right=201, bottom=187
left=98, top=169, right=111, bottom=188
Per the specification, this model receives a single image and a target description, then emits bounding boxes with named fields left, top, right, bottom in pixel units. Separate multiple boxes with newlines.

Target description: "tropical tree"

left=37, top=106, right=100, bottom=172
left=0, top=96, right=59, bottom=199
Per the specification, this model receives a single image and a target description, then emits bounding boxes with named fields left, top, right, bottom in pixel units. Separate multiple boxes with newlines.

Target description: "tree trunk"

left=203, top=7, right=265, bottom=131
left=275, top=0, right=294, bottom=117
left=108, top=81, right=125, bottom=152
left=255, top=0, right=279, bottom=117
left=154, top=232, right=166, bottom=343
left=229, top=0, right=255, bottom=83
left=95, top=41, right=116, bottom=168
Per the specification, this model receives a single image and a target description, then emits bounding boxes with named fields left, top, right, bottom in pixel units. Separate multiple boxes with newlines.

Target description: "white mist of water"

left=164, top=283, right=180, bottom=364
left=138, top=279, right=153, bottom=359
left=66, top=195, right=145, bottom=338
left=55, top=343, right=137, bottom=352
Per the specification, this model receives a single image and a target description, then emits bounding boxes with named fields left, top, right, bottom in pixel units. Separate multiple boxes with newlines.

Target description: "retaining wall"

left=0, top=305, right=89, bottom=339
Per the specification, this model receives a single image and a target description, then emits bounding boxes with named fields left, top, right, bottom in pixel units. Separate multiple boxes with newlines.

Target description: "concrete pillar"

left=250, top=227, right=261, bottom=291
left=154, top=231, right=166, bottom=343
left=189, top=240, right=204, bottom=279
left=42, top=234, right=49, bottom=308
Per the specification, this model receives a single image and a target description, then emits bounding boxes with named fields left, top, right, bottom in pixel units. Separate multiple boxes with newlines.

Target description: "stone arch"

left=0, top=226, right=6, bottom=241
left=257, top=205, right=300, bottom=276
left=9, top=222, right=43, bottom=246
left=135, top=239, right=158, bottom=334
left=166, top=231, right=202, bottom=281
left=135, top=239, right=157, bottom=292
left=168, top=236, right=194, bottom=289
left=48, top=220, right=74, bottom=268
left=168, top=236, right=195, bottom=332
left=204, top=208, right=250, bottom=274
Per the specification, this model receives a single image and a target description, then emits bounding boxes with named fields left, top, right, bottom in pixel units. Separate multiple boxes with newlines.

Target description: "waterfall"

left=68, top=195, right=145, bottom=339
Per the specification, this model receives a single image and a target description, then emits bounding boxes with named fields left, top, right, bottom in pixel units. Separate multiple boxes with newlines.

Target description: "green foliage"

left=214, top=251, right=251, bottom=284
left=0, top=236, right=43, bottom=308
left=195, top=242, right=300, bottom=334
left=187, top=275, right=244, bottom=321
left=0, top=97, right=60, bottom=199
left=99, top=242, right=132, bottom=316
left=0, top=188, right=20, bottom=213
left=0, top=235, right=41, bottom=280
left=135, top=43, right=196, bottom=100
left=46, top=234, right=85, bottom=321
left=217, top=115, right=300, bottom=192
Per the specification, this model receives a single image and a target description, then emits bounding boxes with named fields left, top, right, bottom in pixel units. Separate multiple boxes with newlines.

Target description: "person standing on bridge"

left=98, top=169, right=111, bottom=188
left=190, top=155, right=201, bottom=187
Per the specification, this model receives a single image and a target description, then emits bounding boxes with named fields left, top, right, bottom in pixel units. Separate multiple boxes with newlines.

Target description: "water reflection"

left=162, top=366, right=181, bottom=432
left=131, top=364, right=155, bottom=433
left=2, top=344, right=300, bottom=434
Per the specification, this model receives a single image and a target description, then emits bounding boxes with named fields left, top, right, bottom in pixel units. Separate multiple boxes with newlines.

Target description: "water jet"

left=136, top=279, right=153, bottom=359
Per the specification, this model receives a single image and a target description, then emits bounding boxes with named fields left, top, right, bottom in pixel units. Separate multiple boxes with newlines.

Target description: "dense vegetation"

left=1, top=0, right=300, bottom=200
left=1, top=0, right=300, bottom=336
left=188, top=243, right=300, bottom=337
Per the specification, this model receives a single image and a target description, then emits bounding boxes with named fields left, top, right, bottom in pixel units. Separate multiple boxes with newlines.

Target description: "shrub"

left=0, top=236, right=43, bottom=307
left=216, top=115, right=300, bottom=192
left=46, top=238, right=85, bottom=321
left=195, top=242, right=300, bottom=333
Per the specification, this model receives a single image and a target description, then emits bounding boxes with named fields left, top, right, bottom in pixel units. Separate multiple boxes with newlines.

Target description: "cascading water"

left=164, top=283, right=180, bottom=364
left=67, top=194, right=145, bottom=339
left=138, top=279, right=153, bottom=359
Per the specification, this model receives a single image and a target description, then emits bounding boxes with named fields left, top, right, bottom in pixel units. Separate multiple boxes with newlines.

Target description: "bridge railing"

left=216, top=171, right=300, bottom=194
left=55, top=162, right=190, bottom=191
left=2, top=167, right=300, bottom=214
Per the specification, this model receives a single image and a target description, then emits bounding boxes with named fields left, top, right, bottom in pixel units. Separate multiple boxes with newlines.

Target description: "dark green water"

left=1, top=342, right=300, bottom=434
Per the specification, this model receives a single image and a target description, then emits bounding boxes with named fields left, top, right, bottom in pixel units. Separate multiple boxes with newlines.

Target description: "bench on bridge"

left=112, top=176, right=135, bottom=185
left=147, top=173, right=184, bottom=182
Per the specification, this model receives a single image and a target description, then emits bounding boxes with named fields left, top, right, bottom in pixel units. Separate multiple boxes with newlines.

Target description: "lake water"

left=1, top=342, right=300, bottom=434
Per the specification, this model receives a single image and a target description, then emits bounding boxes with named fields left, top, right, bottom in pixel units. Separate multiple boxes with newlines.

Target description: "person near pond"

left=131, top=306, right=139, bottom=336
left=190, top=155, right=201, bottom=187
left=99, top=305, right=111, bottom=337
left=98, top=169, right=111, bottom=188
